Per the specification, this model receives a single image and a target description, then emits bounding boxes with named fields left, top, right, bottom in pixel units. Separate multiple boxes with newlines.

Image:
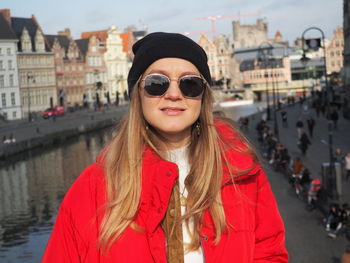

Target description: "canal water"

left=0, top=103, right=264, bottom=263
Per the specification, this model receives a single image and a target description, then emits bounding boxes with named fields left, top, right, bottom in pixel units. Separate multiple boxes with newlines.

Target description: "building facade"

left=0, top=9, right=57, bottom=119
left=47, top=29, right=86, bottom=106
left=232, top=19, right=268, bottom=49
left=326, top=27, right=344, bottom=74
left=0, top=12, right=22, bottom=120
left=104, top=26, right=128, bottom=103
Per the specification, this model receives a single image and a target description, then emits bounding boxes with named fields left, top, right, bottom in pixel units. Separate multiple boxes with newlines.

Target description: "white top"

left=167, top=146, right=204, bottom=263
left=345, top=155, right=350, bottom=170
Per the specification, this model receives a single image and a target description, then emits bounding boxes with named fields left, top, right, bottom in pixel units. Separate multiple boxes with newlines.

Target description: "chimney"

left=0, top=9, right=11, bottom=25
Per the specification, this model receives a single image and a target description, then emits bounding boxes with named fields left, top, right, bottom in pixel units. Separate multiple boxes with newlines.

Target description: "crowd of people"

left=253, top=87, right=350, bottom=241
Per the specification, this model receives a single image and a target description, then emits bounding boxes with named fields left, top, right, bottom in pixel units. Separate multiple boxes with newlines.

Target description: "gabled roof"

left=0, top=13, right=16, bottom=40
left=81, top=30, right=108, bottom=42
left=75, top=39, right=89, bottom=57
left=46, top=34, right=70, bottom=51
left=11, top=17, right=37, bottom=39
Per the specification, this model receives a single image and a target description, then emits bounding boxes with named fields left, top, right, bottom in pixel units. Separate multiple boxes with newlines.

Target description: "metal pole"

left=271, top=60, right=279, bottom=138
left=328, top=121, right=336, bottom=198
left=27, top=72, right=31, bottom=122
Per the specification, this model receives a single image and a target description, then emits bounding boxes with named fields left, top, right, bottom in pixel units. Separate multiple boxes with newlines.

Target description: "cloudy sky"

left=3, top=0, right=343, bottom=43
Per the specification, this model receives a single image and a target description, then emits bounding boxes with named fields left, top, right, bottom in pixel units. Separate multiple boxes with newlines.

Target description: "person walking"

left=42, top=32, right=288, bottom=263
left=306, top=116, right=316, bottom=138
left=281, top=110, right=288, bottom=128
left=330, top=109, right=339, bottom=130
left=299, top=131, right=311, bottom=156
left=296, top=118, right=304, bottom=139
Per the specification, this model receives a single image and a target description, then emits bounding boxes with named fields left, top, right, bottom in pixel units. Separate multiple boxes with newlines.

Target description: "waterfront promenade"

left=0, top=105, right=129, bottom=159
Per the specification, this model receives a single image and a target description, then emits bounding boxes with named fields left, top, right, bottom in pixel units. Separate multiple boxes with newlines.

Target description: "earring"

left=195, top=121, right=201, bottom=137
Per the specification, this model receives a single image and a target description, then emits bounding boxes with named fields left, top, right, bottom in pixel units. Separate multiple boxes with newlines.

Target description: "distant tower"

left=232, top=18, right=268, bottom=49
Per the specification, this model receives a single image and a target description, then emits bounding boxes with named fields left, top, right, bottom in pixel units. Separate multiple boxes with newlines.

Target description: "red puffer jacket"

left=42, top=122, right=288, bottom=262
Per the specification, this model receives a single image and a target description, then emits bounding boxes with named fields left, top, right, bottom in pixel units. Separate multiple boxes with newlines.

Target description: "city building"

left=46, top=29, right=86, bottom=106
left=78, top=34, right=107, bottom=105
left=232, top=19, right=268, bottom=49
left=234, top=43, right=292, bottom=99
left=212, top=34, right=234, bottom=89
left=0, top=9, right=57, bottom=119
left=343, top=0, right=350, bottom=118
left=198, top=34, right=218, bottom=81
left=326, top=27, right=344, bottom=74
left=0, top=12, right=22, bottom=120
left=104, top=26, right=129, bottom=103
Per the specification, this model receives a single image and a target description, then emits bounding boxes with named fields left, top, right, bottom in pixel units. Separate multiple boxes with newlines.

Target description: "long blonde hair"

left=98, top=82, right=257, bottom=252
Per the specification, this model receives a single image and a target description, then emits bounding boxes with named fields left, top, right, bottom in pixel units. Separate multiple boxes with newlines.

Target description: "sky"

left=3, top=0, right=343, bottom=44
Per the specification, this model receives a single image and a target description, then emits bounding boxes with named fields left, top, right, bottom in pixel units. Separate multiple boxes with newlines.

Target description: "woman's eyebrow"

left=146, top=70, right=200, bottom=76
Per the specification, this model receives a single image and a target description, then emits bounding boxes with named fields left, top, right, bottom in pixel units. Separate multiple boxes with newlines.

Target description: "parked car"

left=42, top=106, right=65, bottom=119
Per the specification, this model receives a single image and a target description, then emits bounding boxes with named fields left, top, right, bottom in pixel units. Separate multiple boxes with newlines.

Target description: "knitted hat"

left=127, top=32, right=211, bottom=96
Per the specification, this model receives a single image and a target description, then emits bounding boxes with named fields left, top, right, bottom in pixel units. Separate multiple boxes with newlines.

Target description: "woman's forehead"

left=144, top=58, right=200, bottom=75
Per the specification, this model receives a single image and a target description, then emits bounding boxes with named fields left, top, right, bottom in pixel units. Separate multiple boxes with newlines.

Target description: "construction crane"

left=194, top=12, right=260, bottom=38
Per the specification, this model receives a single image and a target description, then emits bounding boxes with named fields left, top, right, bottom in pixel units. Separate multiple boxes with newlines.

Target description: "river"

left=0, top=103, right=265, bottom=262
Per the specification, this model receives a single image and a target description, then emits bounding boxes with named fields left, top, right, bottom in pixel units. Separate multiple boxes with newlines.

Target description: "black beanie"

left=127, top=32, right=211, bottom=96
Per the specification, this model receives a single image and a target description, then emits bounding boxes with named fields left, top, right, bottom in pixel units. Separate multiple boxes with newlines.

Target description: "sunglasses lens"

left=180, top=76, right=204, bottom=98
left=144, top=75, right=169, bottom=96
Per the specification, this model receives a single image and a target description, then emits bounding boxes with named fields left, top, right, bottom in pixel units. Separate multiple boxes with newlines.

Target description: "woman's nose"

left=164, top=80, right=182, bottom=100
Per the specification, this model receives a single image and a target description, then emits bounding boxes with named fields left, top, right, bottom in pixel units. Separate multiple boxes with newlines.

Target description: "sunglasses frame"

left=140, top=73, right=207, bottom=99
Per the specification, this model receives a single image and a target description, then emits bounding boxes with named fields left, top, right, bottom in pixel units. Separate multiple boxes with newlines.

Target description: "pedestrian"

left=299, top=131, right=311, bottom=156
left=281, top=110, right=288, bottom=128
left=345, top=153, right=350, bottom=181
left=307, top=178, right=321, bottom=209
left=330, top=109, right=339, bottom=130
left=115, top=90, right=120, bottom=106
left=42, top=32, right=288, bottom=262
left=296, top=118, right=304, bottom=139
left=306, top=116, right=316, bottom=138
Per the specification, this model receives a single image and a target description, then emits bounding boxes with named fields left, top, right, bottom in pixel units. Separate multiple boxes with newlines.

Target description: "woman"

left=42, top=32, right=288, bottom=262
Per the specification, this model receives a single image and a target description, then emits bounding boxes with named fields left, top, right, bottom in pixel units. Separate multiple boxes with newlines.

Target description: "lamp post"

left=301, top=27, right=330, bottom=103
left=258, top=42, right=273, bottom=121
left=27, top=72, right=34, bottom=121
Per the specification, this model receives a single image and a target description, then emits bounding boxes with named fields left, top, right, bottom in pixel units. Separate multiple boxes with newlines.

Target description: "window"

left=8, top=60, right=12, bottom=69
left=12, top=111, right=16, bottom=118
left=1, top=93, right=6, bottom=106
left=9, top=75, right=14, bottom=86
left=11, top=92, right=15, bottom=105
left=0, top=75, right=4, bottom=88
left=0, top=61, right=3, bottom=69
left=7, top=48, right=11, bottom=55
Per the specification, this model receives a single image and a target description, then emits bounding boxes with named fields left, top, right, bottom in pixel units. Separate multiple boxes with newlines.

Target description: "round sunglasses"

left=140, top=73, right=206, bottom=98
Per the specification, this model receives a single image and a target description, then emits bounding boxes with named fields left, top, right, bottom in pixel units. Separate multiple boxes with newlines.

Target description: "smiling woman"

left=42, top=32, right=288, bottom=263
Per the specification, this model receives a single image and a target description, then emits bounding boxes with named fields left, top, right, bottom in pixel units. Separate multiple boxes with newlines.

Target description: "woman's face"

left=140, top=57, right=203, bottom=148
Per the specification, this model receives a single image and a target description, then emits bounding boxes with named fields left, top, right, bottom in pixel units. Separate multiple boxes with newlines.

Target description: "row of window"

left=58, top=79, right=84, bottom=86
left=247, top=71, right=285, bottom=80
left=85, top=72, right=107, bottom=84
left=330, top=60, right=343, bottom=67
left=330, top=50, right=342, bottom=57
left=57, top=65, right=84, bottom=72
left=1, top=92, right=16, bottom=107
left=0, top=75, right=15, bottom=88
left=0, top=110, right=17, bottom=119
left=18, top=56, right=53, bottom=66
left=0, top=48, right=13, bottom=56
left=21, top=90, right=54, bottom=106
left=88, top=56, right=103, bottom=67
left=0, top=60, right=14, bottom=70
left=19, top=72, right=54, bottom=85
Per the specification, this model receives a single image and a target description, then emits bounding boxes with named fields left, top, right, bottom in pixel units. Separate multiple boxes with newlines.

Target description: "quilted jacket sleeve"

left=254, top=170, right=288, bottom=262
left=41, top=204, right=87, bottom=263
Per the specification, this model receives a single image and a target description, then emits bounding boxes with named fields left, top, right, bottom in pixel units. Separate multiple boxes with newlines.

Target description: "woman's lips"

left=160, top=107, right=185, bottom=116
